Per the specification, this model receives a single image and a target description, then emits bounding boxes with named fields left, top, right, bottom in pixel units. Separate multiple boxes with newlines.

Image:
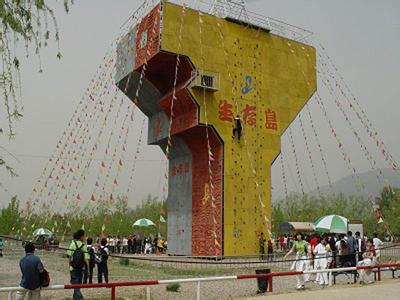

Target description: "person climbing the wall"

left=232, top=115, right=242, bottom=142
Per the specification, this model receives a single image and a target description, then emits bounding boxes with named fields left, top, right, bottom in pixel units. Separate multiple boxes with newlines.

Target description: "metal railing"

left=1, top=263, right=399, bottom=300
left=119, top=0, right=313, bottom=44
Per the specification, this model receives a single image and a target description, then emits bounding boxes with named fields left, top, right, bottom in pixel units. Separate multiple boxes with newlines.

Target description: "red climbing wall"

left=179, top=127, right=223, bottom=256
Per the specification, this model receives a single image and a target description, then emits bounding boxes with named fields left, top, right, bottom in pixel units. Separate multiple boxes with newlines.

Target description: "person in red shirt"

left=309, top=234, right=320, bottom=270
left=310, top=235, right=319, bottom=250
left=279, top=236, right=284, bottom=251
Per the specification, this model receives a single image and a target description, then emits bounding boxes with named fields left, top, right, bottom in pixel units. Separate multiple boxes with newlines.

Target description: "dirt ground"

left=1, top=244, right=399, bottom=300
left=247, top=279, right=400, bottom=300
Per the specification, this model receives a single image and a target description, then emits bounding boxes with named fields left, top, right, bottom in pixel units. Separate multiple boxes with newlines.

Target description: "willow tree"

left=0, top=0, right=72, bottom=188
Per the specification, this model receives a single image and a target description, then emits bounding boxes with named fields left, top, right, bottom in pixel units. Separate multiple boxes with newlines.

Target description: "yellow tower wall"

left=161, top=2, right=316, bottom=256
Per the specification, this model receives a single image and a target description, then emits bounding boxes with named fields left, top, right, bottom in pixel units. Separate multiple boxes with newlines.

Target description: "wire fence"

left=1, top=235, right=399, bottom=281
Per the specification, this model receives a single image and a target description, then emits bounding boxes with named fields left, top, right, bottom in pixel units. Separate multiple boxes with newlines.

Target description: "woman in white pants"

left=313, top=237, right=330, bottom=285
left=284, top=233, right=310, bottom=290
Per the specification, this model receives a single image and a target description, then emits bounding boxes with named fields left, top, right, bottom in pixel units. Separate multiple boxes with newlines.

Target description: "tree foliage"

left=0, top=194, right=167, bottom=240
left=0, top=0, right=73, bottom=136
left=272, top=187, right=400, bottom=236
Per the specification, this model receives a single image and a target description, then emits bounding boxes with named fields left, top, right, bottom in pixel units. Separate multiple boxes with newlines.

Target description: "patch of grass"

left=166, top=283, right=181, bottom=292
left=119, top=258, right=129, bottom=266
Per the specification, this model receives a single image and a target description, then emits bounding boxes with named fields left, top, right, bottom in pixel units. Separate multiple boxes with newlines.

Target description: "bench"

left=373, top=267, right=399, bottom=280
left=331, top=270, right=358, bottom=284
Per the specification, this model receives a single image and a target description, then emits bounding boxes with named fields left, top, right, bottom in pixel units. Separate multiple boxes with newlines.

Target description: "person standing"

left=0, top=238, right=4, bottom=257
left=127, top=236, right=133, bottom=254
left=84, top=237, right=95, bottom=284
left=132, top=235, right=137, bottom=254
left=313, top=238, right=329, bottom=286
left=122, top=236, right=128, bottom=254
left=328, top=233, right=337, bottom=267
left=346, top=231, right=358, bottom=266
left=372, top=233, right=383, bottom=261
left=259, top=232, right=266, bottom=260
left=67, top=229, right=89, bottom=300
left=97, top=238, right=109, bottom=283
left=116, top=236, right=122, bottom=254
left=284, top=233, right=309, bottom=290
left=267, top=239, right=274, bottom=262
left=16, top=242, right=44, bottom=300
left=355, top=232, right=365, bottom=261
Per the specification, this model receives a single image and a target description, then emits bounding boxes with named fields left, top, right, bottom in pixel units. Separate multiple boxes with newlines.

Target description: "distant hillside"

left=309, top=168, right=400, bottom=198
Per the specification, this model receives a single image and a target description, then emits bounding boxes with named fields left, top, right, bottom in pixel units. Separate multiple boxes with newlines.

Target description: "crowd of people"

left=14, top=229, right=168, bottom=300
left=12, top=229, right=389, bottom=298
left=104, top=234, right=167, bottom=255
left=268, top=231, right=385, bottom=290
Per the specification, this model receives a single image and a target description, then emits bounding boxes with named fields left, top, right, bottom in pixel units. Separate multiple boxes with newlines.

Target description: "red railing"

left=1, top=263, right=399, bottom=300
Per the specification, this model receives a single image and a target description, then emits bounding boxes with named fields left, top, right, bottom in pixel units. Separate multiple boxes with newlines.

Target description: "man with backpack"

left=83, top=237, right=95, bottom=284
left=16, top=242, right=45, bottom=300
left=97, top=238, right=109, bottom=283
left=67, top=230, right=89, bottom=300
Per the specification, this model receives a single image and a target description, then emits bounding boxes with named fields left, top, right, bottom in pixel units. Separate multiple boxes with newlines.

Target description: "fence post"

left=268, top=275, right=273, bottom=292
left=377, top=266, right=381, bottom=281
left=196, top=280, right=201, bottom=300
left=111, top=286, right=116, bottom=300
left=146, top=286, right=151, bottom=300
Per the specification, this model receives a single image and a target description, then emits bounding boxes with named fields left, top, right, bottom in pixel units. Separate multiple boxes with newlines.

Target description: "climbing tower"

left=115, top=1, right=316, bottom=256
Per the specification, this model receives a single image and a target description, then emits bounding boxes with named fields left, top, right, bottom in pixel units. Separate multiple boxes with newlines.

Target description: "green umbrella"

left=314, top=215, right=348, bottom=234
left=32, top=228, right=53, bottom=236
left=133, top=218, right=155, bottom=227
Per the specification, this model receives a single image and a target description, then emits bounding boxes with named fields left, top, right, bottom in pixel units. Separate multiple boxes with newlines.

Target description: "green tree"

left=0, top=195, right=20, bottom=234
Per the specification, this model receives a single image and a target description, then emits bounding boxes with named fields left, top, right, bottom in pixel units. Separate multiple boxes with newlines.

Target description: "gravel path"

left=1, top=247, right=398, bottom=300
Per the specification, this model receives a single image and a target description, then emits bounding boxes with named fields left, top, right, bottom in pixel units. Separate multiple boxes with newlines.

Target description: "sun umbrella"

left=314, top=215, right=348, bottom=234
left=33, top=228, right=53, bottom=236
left=133, top=218, right=155, bottom=227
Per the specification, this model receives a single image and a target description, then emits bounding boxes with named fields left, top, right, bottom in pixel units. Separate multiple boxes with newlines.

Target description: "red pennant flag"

left=61, top=166, right=65, bottom=170
left=114, top=179, right=118, bottom=185
left=109, top=193, right=113, bottom=201
left=95, top=181, right=99, bottom=187
left=77, top=194, right=81, bottom=200
left=77, top=117, right=81, bottom=123
left=122, top=146, right=126, bottom=151
left=62, top=184, right=65, bottom=189
left=90, top=194, right=95, bottom=201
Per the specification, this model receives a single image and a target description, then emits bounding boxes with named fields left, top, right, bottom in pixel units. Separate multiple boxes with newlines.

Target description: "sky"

left=0, top=0, right=399, bottom=208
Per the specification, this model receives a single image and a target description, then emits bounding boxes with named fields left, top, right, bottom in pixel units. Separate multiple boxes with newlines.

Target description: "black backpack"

left=99, top=246, right=108, bottom=262
left=71, top=241, right=85, bottom=270
left=87, top=246, right=95, bottom=263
